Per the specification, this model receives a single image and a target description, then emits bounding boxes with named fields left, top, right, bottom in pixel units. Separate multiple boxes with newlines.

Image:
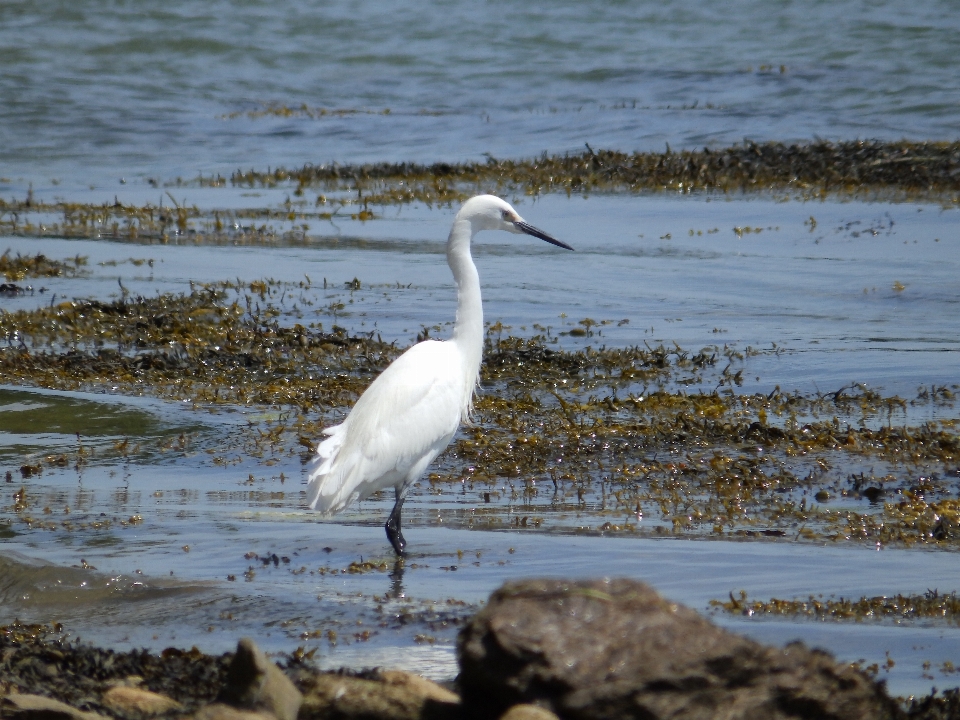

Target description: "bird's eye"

left=501, top=210, right=511, bottom=221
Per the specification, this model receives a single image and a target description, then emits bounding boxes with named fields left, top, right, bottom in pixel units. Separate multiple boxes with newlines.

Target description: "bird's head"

left=457, top=195, right=574, bottom=250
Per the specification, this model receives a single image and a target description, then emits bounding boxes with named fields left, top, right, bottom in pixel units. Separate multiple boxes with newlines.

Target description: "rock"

left=101, top=686, right=183, bottom=716
left=458, top=578, right=901, bottom=720
left=500, top=704, right=561, bottom=720
left=379, top=671, right=459, bottom=705
left=106, top=676, right=146, bottom=689
left=214, top=639, right=301, bottom=720
left=298, top=670, right=460, bottom=720
left=193, top=704, right=276, bottom=720
left=0, top=692, right=108, bottom=720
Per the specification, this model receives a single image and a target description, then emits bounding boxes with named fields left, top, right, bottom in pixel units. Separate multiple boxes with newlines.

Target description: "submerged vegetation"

left=0, top=250, right=87, bottom=281
left=1, top=141, right=958, bottom=243
left=1, top=279, right=956, bottom=546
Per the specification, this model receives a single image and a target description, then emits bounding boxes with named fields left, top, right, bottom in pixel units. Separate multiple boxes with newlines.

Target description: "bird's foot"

left=385, top=519, right=406, bottom=556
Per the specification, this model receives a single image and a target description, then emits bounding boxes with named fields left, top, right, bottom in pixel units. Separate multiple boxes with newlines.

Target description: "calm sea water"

left=2, top=0, right=959, bottom=189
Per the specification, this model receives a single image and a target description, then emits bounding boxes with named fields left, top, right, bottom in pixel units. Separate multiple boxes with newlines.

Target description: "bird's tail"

left=305, top=424, right=355, bottom=515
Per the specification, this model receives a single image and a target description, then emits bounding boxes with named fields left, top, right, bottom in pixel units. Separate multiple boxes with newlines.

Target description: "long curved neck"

left=447, top=217, right=483, bottom=413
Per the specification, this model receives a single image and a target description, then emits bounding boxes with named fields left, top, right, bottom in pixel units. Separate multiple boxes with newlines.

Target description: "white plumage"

left=305, top=340, right=462, bottom=514
left=305, top=194, right=572, bottom=554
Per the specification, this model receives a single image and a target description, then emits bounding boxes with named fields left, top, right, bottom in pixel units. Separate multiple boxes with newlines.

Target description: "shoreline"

left=3, top=607, right=960, bottom=720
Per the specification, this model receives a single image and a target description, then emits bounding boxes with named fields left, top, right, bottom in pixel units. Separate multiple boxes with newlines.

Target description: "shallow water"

left=0, top=386, right=213, bottom=463
left=5, top=477, right=960, bottom=696
left=3, top=0, right=960, bottom=191
left=1, top=190, right=959, bottom=697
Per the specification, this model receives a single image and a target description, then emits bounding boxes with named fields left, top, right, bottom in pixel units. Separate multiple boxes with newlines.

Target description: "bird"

left=305, top=194, right=573, bottom=555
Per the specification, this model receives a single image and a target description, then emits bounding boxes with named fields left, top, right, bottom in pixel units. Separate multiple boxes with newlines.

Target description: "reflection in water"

left=388, top=558, right=405, bottom=600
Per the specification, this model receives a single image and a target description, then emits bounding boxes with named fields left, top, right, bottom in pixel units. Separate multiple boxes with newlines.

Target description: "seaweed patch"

left=1, top=141, right=958, bottom=243
left=1, top=283, right=957, bottom=547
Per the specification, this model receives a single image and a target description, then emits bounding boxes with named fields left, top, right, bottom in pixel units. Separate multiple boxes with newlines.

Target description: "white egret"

left=306, top=194, right=573, bottom=554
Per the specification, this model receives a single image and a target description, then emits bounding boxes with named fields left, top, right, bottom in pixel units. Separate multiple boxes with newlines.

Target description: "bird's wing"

left=304, top=422, right=346, bottom=481
left=306, top=340, right=463, bottom=514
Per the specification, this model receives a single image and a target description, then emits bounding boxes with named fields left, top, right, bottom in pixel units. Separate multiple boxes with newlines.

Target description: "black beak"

left=514, top=221, right=574, bottom=251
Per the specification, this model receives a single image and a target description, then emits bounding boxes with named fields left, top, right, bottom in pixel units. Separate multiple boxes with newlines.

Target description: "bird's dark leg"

left=385, top=486, right=408, bottom=556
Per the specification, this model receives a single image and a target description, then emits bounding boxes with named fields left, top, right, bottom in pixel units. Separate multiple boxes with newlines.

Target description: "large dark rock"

left=457, top=578, right=901, bottom=720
